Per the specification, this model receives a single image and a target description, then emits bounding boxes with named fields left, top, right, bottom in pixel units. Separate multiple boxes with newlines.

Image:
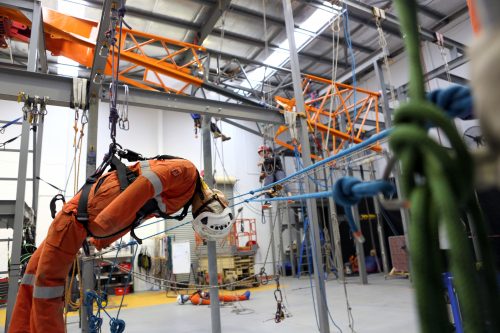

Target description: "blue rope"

left=0, top=117, right=22, bottom=134
left=294, top=145, right=329, bottom=189
left=84, top=291, right=106, bottom=333
left=110, top=318, right=126, bottom=333
left=230, top=129, right=392, bottom=202
left=332, top=177, right=395, bottom=243
left=84, top=241, right=138, bottom=333
left=428, top=85, right=473, bottom=120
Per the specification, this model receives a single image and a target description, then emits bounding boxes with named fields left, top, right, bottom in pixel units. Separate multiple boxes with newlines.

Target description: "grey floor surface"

left=61, top=273, right=418, bottom=333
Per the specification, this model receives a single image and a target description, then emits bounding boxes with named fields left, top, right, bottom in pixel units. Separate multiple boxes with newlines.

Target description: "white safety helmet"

left=177, top=294, right=189, bottom=305
left=192, top=180, right=234, bottom=240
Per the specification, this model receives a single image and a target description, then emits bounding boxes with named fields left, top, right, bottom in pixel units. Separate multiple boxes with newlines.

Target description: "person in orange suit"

left=8, top=158, right=233, bottom=333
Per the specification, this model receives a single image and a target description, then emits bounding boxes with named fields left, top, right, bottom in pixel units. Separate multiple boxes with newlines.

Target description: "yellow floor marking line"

left=0, top=283, right=281, bottom=325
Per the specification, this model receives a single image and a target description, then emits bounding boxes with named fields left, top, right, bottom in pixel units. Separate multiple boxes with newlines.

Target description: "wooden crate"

left=198, top=254, right=259, bottom=289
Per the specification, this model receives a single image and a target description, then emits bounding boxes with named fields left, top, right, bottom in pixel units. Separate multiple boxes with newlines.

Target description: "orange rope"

left=467, top=0, right=481, bottom=35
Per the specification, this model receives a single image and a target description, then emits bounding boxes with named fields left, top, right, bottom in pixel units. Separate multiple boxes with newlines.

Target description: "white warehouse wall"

left=0, top=99, right=269, bottom=283
left=0, top=13, right=475, bottom=283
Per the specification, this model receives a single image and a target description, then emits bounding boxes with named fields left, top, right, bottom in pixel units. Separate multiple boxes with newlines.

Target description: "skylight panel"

left=57, top=56, right=79, bottom=77
left=233, top=2, right=343, bottom=97
left=57, top=0, right=86, bottom=17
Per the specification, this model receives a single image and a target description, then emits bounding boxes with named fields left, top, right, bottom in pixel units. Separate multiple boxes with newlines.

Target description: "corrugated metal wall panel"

left=165, top=182, right=235, bottom=283
left=165, top=212, right=196, bottom=283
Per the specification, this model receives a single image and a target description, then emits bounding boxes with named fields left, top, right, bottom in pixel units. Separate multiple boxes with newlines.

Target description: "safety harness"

left=75, top=145, right=200, bottom=247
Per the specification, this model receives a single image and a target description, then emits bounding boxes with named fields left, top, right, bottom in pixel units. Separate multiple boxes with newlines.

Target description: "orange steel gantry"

left=0, top=6, right=206, bottom=94
left=0, top=6, right=382, bottom=158
left=274, top=74, right=382, bottom=160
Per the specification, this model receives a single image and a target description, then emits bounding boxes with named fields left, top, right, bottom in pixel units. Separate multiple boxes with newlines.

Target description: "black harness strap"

left=111, top=155, right=130, bottom=191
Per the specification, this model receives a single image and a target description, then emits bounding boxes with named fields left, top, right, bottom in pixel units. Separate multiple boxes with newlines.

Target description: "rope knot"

left=110, top=318, right=126, bottom=333
left=332, top=176, right=362, bottom=206
left=428, top=85, right=473, bottom=120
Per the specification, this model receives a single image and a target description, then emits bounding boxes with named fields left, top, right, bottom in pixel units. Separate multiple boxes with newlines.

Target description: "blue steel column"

left=281, top=0, right=330, bottom=332
left=202, top=116, right=222, bottom=333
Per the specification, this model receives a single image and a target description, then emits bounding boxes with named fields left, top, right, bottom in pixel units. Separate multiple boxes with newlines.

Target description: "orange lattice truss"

left=274, top=74, right=382, bottom=160
left=0, top=6, right=206, bottom=94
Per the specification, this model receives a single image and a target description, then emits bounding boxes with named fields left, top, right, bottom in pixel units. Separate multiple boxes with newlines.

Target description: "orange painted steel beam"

left=0, top=7, right=206, bottom=92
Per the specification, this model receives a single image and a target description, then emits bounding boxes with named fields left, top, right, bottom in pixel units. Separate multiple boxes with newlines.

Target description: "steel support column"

left=0, top=68, right=283, bottom=124
left=5, top=116, right=30, bottom=331
left=26, top=1, right=43, bottom=73
left=277, top=204, right=286, bottom=275
left=373, top=60, right=411, bottom=265
left=268, top=207, right=277, bottom=276
left=5, top=1, right=42, bottom=328
left=347, top=167, right=368, bottom=284
left=81, top=1, right=114, bottom=329
left=370, top=163, right=389, bottom=275
left=81, top=99, right=99, bottom=333
left=202, top=116, right=222, bottom=333
left=282, top=1, right=329, bottom=332
left=326, top=169, right=344, bottom=281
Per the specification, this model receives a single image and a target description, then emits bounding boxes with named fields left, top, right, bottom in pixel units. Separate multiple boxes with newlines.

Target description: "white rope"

left=375, top=16, right=397, bottom=106
left=324, top=12, right=342, bottom=156
left=436, top=32, right=452, bottom=83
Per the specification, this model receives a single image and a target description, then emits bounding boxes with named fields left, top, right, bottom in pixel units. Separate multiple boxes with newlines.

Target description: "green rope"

left=392, top=1, right=500, bottom=332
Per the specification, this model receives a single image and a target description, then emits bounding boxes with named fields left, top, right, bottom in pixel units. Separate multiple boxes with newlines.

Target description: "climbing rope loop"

left=428, top=85, right=473, bottom=120
left=389, top=99, right=499, bottom=332
left=332, top=177, right=394, bottom=243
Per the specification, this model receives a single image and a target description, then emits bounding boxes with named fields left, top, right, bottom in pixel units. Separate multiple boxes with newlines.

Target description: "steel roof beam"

left=340, top=0, right=467, bottom=54
left=199, top=0, right=232, bottom=42
left=191, top=0, right=376, bottom=54
left=210, top=29, right=347, bottom=68
left=0, top=67, right=283, bottom=124
left=0, top=0, right=35, bottom=11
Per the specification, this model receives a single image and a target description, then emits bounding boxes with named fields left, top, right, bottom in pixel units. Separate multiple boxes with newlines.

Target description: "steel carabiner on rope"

left=259, top=267, right=269, bottom=285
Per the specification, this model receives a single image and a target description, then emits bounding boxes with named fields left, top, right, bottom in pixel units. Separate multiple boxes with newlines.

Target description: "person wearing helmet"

left=8, top=157, right=233, bottom=333
left=257, top=145, right=291, bottom=209
left=190, top=113, right=231, bottom=141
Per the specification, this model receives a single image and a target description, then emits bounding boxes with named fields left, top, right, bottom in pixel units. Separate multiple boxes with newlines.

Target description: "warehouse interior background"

left=1, top=0, right=499, bottom=332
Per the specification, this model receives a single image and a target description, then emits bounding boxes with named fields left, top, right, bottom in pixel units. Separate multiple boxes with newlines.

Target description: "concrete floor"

left=55, top=273, right=417, bottom=333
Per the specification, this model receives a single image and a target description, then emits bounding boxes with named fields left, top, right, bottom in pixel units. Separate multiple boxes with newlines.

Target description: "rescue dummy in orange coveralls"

left=177, top=290, right=251, bottom=305
left=8, top=158, right=233, bottom=333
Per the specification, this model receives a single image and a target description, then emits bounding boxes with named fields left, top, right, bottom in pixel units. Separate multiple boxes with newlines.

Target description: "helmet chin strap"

left=193, top=193, right=226, bottom=218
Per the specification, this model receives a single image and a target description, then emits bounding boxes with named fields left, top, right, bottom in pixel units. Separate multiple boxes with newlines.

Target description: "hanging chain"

left=274, top=276, right=287, bottom=323
left=107, top=0, right=128, bottom=147
left=435, top=32, right=452, bottom=83
left=373, top=8, right=397, bottom=105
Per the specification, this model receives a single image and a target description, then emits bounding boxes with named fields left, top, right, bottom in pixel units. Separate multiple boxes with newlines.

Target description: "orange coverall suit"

left=8, top=159, right=198, bottom=333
